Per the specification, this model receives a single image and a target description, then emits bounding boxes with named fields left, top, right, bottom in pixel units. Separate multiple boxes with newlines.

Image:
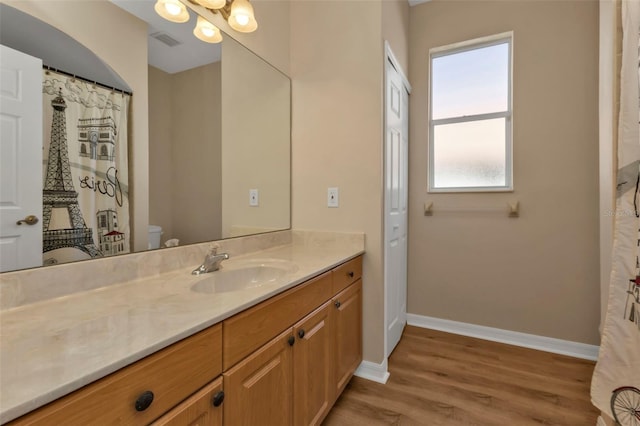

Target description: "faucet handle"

left=208, top=243, right=220, bottom=255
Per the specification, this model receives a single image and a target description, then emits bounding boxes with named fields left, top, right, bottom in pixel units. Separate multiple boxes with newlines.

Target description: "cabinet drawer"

left=151, top=377, right=223, bottom=426
left=223, top=272, right=332, bottom=370
left=10, top=324, right=222, bottom=426
left=332, top=256, right=362, bottom=294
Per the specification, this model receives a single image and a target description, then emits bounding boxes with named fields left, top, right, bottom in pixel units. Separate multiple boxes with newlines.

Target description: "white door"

left=0, top=45, right=43, bottom=272
left=384, top=47, right=409, bottom=358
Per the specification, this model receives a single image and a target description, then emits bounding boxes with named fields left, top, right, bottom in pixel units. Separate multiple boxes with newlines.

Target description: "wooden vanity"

left=8, top=255, right=363, bottom=426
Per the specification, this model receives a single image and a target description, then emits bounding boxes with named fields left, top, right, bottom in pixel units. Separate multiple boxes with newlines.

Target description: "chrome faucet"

left=192, top=245, right=229, bottom=275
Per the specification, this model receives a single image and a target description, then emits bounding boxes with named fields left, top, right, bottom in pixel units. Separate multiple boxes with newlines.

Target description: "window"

left=429, top=32, right=513, bottom=192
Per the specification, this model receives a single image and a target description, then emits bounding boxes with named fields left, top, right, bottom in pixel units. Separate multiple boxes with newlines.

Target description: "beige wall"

left=149, top=63, right=223, bottom=246
left=221, top=37, right=290, bottom=238
left=382, top=0, right=410, bottom=75
left=148, top=66, right=174, bottom=244
left=4, top=0, right=150, bottom=252
left=172, top=63, right=223, bottom=244
left=291, top=0, right=388, bottom=364
left=408, top=0, right=600, bottom=344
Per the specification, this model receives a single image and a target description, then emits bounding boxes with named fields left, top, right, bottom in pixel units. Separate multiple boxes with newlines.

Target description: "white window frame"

left=428, top=31, right=514, bottom=193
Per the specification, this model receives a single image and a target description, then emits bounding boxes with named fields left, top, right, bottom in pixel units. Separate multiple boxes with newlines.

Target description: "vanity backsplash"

left=0, top=230, right=293, bottom=311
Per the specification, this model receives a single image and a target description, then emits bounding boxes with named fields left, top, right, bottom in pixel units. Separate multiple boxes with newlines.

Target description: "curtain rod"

left=43, top=64, right=133, bottom=97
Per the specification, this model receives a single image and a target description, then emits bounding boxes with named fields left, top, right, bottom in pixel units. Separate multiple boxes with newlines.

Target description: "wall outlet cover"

left=328, top=187, right=339, bottom=208
left=249, top=189, right=259, bottom=206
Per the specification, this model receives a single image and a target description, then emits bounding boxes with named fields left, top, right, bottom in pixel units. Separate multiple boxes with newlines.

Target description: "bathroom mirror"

left=0, top=0, right=290, bottom=273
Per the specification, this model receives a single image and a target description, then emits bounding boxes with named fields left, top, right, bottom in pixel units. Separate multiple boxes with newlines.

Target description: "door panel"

left=333, top=280, right=362, bottom=395
left=293, top=302, right=333, bottom=426
left=0, top=44, right=43, bottom=272
left=223, top=329, right=293, bottom=426
left=385, top=55, right=409, bottom=357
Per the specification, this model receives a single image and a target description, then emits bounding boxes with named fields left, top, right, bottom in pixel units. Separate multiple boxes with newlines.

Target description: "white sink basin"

left=191, top=260, right=298, bottom=294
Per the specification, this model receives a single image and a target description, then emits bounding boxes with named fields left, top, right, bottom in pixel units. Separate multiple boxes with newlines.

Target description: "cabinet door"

left=293, top=302, right=333, bottom=426
left=333, top=279, right=363, bottom=397
left=151, top=377, right=223, bottom=426
left=223, top=329, right=293, bottom=426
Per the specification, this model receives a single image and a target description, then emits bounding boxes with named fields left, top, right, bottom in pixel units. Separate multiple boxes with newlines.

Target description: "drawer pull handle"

left=348, top=271, right=354, bottom=278
left=288, top=336, right=295, bottom=346
left=298, top=329, right=305, bottom=339
left=334, top=301, right=341, bottom=308
left=135, top=390, right=154, bottom=412
left=212, top=391, right=225, bottom=407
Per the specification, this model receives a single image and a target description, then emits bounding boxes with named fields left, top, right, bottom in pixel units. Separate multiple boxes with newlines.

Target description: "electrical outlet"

left=249, top=189, right=259, bottom=206
left=328, top=187, right=339, bottom=208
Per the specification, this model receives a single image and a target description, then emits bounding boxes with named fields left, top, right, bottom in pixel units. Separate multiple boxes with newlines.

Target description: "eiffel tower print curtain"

left=41, top=70, right=130, bottom=266
left=590, top=1, right=640, bottom=425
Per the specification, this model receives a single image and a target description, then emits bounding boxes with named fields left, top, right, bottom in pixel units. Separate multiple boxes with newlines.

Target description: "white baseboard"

left=354, top=359, right=390, bottom=384
left=407, top=313, right=600, bottom=361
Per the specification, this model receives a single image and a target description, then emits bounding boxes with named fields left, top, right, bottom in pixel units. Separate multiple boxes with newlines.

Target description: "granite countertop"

left=0, top=232, right=364, bottom=424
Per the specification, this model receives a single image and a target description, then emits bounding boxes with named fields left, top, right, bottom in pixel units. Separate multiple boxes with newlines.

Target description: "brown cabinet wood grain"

left=9, top=255, right=363, bottom=426
left=222, top=329, right=294, bottom=426
left=9, top=324, right=222, bottom=426
left=332, top=256, right=362, bottom=294
left=222, top=271, right=332, bottom=371
left=333, top=279, right=363, bottom=397
left=293, top=302, right=334, bottom=426
left=151, top=377, right=223, bottom=426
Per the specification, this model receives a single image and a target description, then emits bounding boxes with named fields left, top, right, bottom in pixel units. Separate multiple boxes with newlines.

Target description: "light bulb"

left=154, top=0, right=189, bottom=23
left=194, top=16, right=222, bottom=43
left=228, top=0, right=257, bottom=33
left=234, top=13, right=249, bottom=26
left=164, top=2, right=181, bottom=15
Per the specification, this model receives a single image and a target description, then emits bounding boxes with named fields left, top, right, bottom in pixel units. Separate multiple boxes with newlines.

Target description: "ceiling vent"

left=150, top=31, right=182, bottom=47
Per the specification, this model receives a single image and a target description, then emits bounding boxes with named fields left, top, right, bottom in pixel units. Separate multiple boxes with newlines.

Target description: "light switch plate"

left=328, top=187, right=339, bottom=208
left=249, top=189, right=259, bottom=206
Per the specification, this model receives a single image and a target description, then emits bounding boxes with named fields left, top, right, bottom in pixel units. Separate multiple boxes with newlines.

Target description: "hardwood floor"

left=323, top=326, right=599, bottom=426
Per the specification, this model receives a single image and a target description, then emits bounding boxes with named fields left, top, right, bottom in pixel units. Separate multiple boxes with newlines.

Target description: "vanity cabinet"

left=222, top=257, right=362, bottom=426
left=8, top=324, right=223, bottom=426
left=293, top=301, right=334, bottom=426
left=7, top=256, right=362, bottom=426
left=333, top=280, right=363, bottom=397
left=223, top=328, right=294, bottom=425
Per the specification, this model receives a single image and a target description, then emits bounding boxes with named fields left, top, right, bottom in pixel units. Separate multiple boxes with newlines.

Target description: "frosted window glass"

left=432, top=43, right=509, bottom=120
left=433, top=118, right=506, bottom=188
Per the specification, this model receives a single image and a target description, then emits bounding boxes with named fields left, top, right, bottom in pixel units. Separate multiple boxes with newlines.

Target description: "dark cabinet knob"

left=334, top=300, right=341, bottom=308
left=134, top=390, right=154, bottom=412
left=298, top=329, right=305, bottom=339
left=212, top=391, right=225, bottom=407
left=288, top=336, right=295, bottom=346
left=348, top=271, right=354, bottom=278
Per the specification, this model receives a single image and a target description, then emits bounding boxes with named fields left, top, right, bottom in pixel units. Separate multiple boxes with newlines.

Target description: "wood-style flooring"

left=323, top=326, right=599, bottom=426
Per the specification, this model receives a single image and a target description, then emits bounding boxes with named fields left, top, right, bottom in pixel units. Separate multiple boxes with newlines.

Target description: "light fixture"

left=154, top=0, right=189, bottom=23
left=193, top=0, right=226, bottom=9
left=191, top=0, right=258, bottom=34
left=227, top=0, right=258, bottom=33
left=193, top=16, right=223, bottom=43
left=155, top=0, right=259, bottom=42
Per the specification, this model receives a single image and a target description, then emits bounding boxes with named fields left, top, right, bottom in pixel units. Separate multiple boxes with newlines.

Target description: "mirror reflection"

left=0, top=0, right=291, bottom=273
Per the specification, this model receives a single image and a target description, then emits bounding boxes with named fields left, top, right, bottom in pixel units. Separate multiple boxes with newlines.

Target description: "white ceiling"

left=110, top=0, right=222, bottom=74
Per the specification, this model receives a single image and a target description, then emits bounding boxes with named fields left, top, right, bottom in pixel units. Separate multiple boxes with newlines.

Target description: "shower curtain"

left=41, top=70, right=130, bottom=266
left=591, top=1, right=640, bottom=425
